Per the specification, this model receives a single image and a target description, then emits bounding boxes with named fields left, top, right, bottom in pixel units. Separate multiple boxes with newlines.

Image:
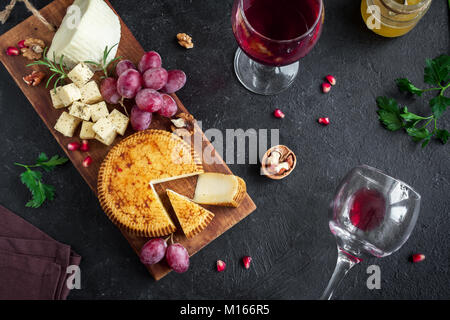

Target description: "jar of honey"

left=361, top=0, right=432, bottom=37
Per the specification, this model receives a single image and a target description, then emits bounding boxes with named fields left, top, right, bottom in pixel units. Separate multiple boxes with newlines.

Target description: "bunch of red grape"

left=140, top=238, right=190, bottom=273
left=100, top=51, right=187, bottom=131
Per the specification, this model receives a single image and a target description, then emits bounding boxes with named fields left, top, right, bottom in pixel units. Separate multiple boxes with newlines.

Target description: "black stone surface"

left=0, top=0, right=449, bottom=300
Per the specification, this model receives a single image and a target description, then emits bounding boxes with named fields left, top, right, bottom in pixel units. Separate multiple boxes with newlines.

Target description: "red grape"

left=142, top=67, right=168, bottom=90
left=100, top=77, right=121, bottom=104
left=130, top=105, right=152, bottom=131
left=165, top=243, right=189, bottom=273
left=135, top=88, right=163, bottom=112
left=161, top=70, right=186, bottom=93
left=117, top=69, right=142, bottom=99
left=140, top=238, right=167, bottom=265
left=138, top=51, right=162, bottom=73
left=158, top=94, right=178, bottom=118
left=116, top=60, right=136, bottom=77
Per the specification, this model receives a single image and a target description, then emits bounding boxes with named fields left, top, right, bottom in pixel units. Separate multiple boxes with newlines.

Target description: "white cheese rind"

left=47, top=0, right=121, bottom=69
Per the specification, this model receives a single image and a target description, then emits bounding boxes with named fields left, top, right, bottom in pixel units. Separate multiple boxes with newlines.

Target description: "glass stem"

left=320, top=247, right=360, bottom=300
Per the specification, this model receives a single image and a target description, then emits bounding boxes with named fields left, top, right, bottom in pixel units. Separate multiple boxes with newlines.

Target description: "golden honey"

left=361, top=0, right=432, bottom=37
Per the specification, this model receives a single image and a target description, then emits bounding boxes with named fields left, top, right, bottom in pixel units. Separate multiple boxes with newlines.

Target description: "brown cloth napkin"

left=0, top=205, right=81, bottom=300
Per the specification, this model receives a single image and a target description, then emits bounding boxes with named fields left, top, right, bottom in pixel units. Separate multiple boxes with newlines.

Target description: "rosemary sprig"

left=84, top=43, right=122, bottom=79
left=26, top=47, right=68, bottom=91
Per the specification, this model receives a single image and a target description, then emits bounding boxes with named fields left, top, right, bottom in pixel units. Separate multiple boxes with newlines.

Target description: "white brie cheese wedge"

left=48, top=0, right=121, bottom=69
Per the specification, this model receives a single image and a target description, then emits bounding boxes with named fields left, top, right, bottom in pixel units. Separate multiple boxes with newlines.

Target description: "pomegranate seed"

left=322, top=82, right=331, bottom=93
left=411, top=254, right=425, bottom=263
left=6, top=46, right=20, bottom=56
left=318, top=117, right=330, bottom=125
left=67, top=142, right=80, bottom=151
left=117, top=168, right=123, bottom=172
left=82, top=156, right=92, bottom=168
left=242, top=256, right=252, bottom=269
left=273, top=109, right=285, bottom=119
left=325, top=75, right=336, bottom=86
left=216, top=260, right=226, bottom=272
left=17, top=40, right=27, bottom=49
left=80, top=140, right=89, bottom=152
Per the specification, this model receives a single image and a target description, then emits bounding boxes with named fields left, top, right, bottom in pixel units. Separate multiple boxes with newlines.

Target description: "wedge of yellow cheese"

left=193, top=173, right=246, bottom=208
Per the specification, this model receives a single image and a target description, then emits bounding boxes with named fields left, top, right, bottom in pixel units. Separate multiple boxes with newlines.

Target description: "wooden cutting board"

left=0, top=0, right=256, bottom=280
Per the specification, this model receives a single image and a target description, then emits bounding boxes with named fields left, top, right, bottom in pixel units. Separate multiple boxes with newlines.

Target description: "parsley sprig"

left=377, top=55, right=450, bottom=148
left=14, top=153, right=68, bottom=208
left=84, top=43, right=122, bottom=79
left=26, top=47, right=68, bottom=90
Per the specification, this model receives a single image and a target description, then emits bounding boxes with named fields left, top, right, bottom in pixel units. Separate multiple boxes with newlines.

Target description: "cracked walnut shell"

left=261, top=145, right=297, bottom=180
left=170, top=113, right=196, bottom=136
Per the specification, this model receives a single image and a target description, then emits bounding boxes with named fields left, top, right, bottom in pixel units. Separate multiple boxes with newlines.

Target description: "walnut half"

left=23, top=71, right=46, bottom=86
left=21, top=38, right=45, bottom=60
left=176, top=33, right=194, bottom=49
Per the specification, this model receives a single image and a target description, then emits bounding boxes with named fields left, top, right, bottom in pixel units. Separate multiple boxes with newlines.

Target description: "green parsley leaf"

left=435, top=129, right=449, bottom=144
left=406, top=127, right=431, bottom=142
left=396, top=78, right=423, bottom=96
left=36, top=154, right=68, bottom=172
left=376, top=96, right=401, bottom=114
left=424, top=55, right=450, bottom=86
left=400, top=107, right=429, bottom=121
left=376, top=96, right=404, bottom=131
left=430, top=95, right=450, bottom=119
left=376, top=55, right=449, bottom=148
left=377, top=110, right=403, bottom=131
left=15, top=153, right=68, bottom=208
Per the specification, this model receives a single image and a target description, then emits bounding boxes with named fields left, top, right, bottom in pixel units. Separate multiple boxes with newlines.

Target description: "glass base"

left=233, top=47, right=299, bottom=95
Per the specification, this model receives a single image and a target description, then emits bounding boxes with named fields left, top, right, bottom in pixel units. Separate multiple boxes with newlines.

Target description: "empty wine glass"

left=320, top=165, right=421, bottom=300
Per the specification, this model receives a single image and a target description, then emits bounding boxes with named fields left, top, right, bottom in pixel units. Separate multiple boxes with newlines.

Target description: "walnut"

left=261, top=145, right=297, bottom=180
left=21, top=38, right=45, bottom=60
left=23, top=71, right=46, bottom=86
left=176, top=33, right=193, bottom=49
left=170, top=112, right=196, bottom=136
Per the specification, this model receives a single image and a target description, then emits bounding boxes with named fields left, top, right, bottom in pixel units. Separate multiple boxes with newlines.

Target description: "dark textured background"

left=0, top=0, right=449, bottom=300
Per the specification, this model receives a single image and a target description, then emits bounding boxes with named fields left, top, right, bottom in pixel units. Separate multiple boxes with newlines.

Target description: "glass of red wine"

left=231, top=0, right=324, bottom=95
left=321, top=165, right=421, bottom=300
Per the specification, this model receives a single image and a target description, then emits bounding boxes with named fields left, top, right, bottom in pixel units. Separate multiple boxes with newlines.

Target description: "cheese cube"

left=107, top=109, right=129, bottom=135
left=67, top=63, right=94, bottom=87
left=89, top=101, right=109, bottom=122
left=92, top=117, right=115, bottom=140
left=69, top=101, right=91, bottom=121
left=50, top=87, right=64, bottom=109
left=58, top=83, right=81, bottom=107
left=80, top=81, right=102, bottom=104
left=95, top=131, right=117, bottom=146
left=54, top=111, right=81, bottom=137
left=80, top=121, right=96, bottom=139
